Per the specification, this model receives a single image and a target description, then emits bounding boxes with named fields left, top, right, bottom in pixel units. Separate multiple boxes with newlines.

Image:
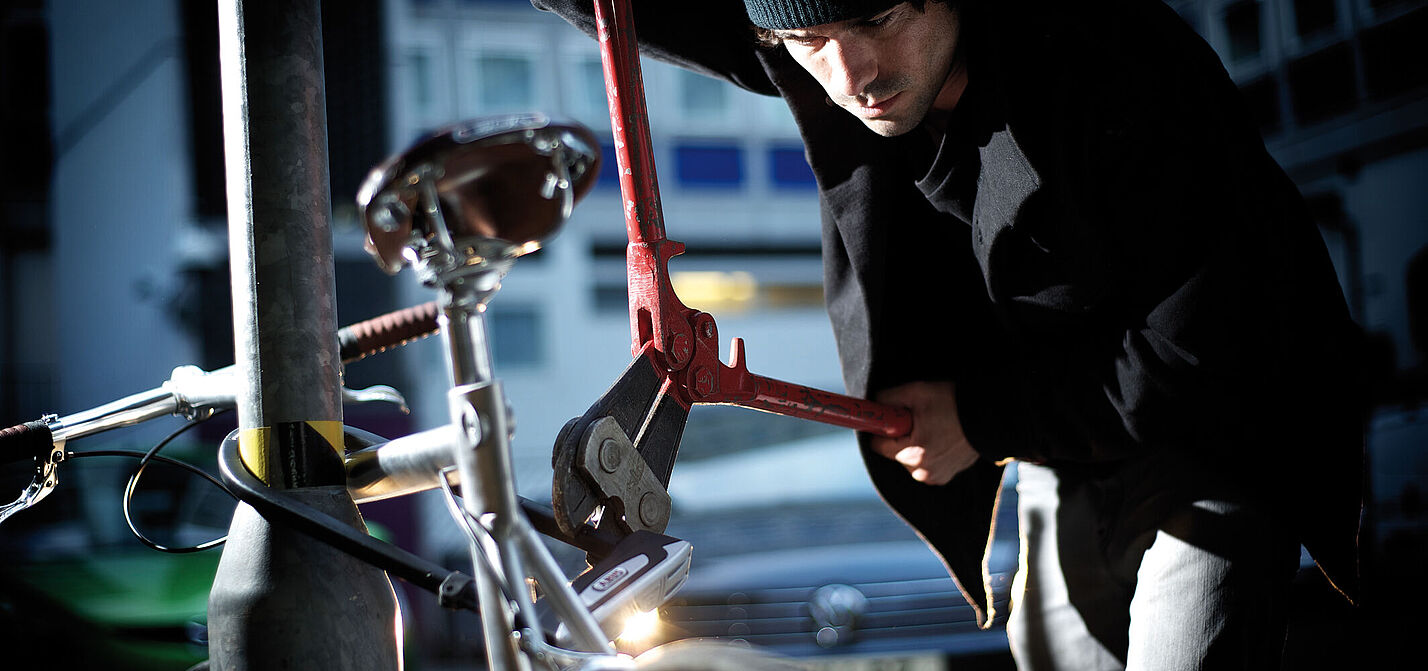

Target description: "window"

left=594, top=284, right=629, bottom=313
left=1222, top=0, right=1264, bottom=63
left=1238, top=75, right=1282, bottom=136
left=563, top=53, right=610, bottom=130
left=596, top=142, right=621, bottom=189
left=1171, top=1, right=1203, bottom=35
left=1366, top=0, right=1427, bottom=19
left=475, top=53, right=535, bottom=111
left=322, top=0, right=389, bottom=223
left=590, top=243, right=826, bottom=315
left=1287, top=42, right=1358, bottom=124
left=769, top=146, right=817, bottom=190
left=756, top=93, right=800, bottom=133
left=674, top=143, right=743, bottom=188
left=397, top=36, right=451, bottom=138
left=1291, top=0, right=1339, bottom=38
left=670, top=271, right=824, bottom=313
left=678, top=70, right=731, bottom=121
left=1360, top=6, right=1428, bottom=99
left=488, top=305, right=543, bottom=366
left=408, top=52, right=435, bottom=109
left=457, top=24, right=550, bottom=117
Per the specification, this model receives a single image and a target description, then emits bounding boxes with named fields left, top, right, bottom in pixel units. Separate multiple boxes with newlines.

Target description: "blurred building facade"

left=1166, top=0, right=1428, bottom=381
left=1162, top=0, right=1428, bottom=596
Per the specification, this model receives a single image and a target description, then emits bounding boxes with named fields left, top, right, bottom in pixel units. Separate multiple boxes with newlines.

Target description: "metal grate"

left=658, top=573, right=1009, bottom=650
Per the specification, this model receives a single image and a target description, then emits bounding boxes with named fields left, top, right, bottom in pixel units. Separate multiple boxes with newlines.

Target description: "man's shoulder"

left=977, top=0, right=1212, bottom=76
left=976, top=0, right=1233, bottom=131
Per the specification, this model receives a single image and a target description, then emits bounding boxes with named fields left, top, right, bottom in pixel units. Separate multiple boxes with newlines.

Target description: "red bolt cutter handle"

left=593, top=0, right=910, bottom=438
left=707, top=337, right=911, bottom=437
left=594, top=0, right=692, bottom=370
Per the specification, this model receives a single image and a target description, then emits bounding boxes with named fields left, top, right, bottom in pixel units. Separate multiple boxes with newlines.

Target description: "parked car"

left=0, top=443, right=225, bottom=670
left=629, top=432, right=1020, bottom=670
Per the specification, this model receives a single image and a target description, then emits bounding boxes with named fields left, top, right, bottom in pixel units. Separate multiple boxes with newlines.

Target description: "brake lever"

left=340, top=384, right=409, bottom=414
left=0, top=418, right=61, bottom=526
left=0, top=467, right=55, bottom=526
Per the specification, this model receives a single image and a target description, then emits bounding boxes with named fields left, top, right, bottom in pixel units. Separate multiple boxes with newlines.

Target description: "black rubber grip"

left=338, top=302, right=440, bottom=363
left=0, top=421, right=55, bottom=464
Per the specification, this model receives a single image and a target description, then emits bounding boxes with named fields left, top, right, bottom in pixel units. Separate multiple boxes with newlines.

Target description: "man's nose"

left=824, top=38, right=876, bottom=98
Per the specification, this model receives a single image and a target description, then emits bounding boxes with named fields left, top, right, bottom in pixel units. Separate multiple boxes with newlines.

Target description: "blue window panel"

left=477, top=54, right=535, bottom=110
left=489, top=307, right=542, bottom=366
left=769, top=146, right=816, bottom=189
left=597, top=143, right=620, bottom=189
left=674, top=144, right=743, bottom=188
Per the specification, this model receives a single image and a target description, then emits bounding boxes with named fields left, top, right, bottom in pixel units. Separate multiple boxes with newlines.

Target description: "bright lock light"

left=616, top=609, right=662, bottom=646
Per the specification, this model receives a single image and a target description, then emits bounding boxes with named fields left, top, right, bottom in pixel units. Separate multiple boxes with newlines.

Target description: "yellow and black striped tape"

left=239, top=420, right=346, bottom=488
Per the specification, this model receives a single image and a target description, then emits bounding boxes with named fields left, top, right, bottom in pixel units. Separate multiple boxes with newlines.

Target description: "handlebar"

left=0, top=302, right=441, bottom=526
left=339, top=301, right=439, bottom=363
left=0, top=421, right=55, bottom=466
left=0, top=302, right=440, bottom=461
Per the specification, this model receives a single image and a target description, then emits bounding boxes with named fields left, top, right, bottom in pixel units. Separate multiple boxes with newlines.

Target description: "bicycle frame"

left=440, top=294, right=615, bottom=666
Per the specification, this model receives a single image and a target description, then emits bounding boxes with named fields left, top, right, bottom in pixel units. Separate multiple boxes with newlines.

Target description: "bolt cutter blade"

left=551, top=345, right=689, bottom=539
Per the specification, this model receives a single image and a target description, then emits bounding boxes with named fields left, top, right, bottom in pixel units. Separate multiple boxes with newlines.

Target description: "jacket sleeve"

left=814, top=114, right=1013, bottom=627
left=953, top=0, right=1362, bottom=463
left=820, top=192, right=1009, bottom=628
left=530, top=0, right=780, bottom=96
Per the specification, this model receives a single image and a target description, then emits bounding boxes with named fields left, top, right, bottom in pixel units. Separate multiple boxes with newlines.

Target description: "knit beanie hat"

left=744, top=0, right=903, bottom=30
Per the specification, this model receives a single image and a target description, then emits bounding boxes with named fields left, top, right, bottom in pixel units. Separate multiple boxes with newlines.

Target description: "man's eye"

left=860, top=10, right=898, bottom=29
left=785, top=35, right=823, bottom=48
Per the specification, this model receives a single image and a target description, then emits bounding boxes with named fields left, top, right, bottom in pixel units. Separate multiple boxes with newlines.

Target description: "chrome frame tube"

left=516, top=522, right=614, bottom=652
left=439, top=290, right=614, bottom=668
left=442, top=297, right=527, bottom=670
left=346, top=424, right=460, bottom=503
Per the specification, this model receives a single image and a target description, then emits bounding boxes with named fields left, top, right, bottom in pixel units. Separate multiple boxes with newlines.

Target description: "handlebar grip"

left=0, top=421, right=56, bottom=464
left=338, top=302, right=440, bottom=363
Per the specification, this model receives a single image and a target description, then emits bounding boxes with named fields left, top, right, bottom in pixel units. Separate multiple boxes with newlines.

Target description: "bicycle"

left=1, top=113, right=806, bottom=671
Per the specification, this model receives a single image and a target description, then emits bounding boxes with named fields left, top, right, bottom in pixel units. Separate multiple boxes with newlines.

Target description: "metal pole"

left=207, top=1, right=400, bottom=668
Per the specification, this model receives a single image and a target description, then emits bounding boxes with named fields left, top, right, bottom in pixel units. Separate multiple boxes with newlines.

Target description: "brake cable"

left=65, top=410, right=237, bottom=553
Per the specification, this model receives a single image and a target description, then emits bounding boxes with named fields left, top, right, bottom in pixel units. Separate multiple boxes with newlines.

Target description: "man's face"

left=773, top=2, right=962, bottom=136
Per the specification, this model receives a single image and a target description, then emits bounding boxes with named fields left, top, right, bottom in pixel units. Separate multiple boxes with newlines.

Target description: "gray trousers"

left=1006, top=457, right=1301, bottom=671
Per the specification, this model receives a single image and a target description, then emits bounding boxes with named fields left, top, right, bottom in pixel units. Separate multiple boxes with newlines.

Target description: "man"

left=534, top=0, right=1367, bottom=668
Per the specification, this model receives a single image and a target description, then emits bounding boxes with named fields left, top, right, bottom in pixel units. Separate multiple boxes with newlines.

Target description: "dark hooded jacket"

left=533, top=0, right=1367, bottom=625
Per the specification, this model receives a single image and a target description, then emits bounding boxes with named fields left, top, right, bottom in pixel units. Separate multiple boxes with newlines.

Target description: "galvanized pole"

left=207, top=0, right=400, bottom=669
